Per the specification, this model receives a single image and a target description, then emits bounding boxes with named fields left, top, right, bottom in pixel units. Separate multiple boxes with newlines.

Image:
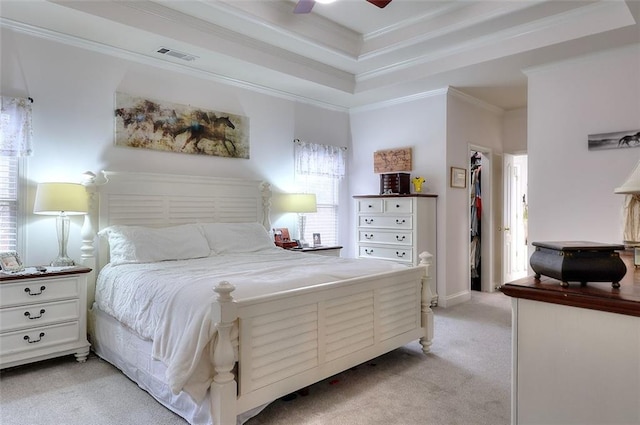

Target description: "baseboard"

left=438, top=289, right=471, bottom=307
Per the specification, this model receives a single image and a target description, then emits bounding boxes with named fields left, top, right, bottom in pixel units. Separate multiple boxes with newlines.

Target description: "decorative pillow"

left=98, top=224, right=211, bottom=265
left=200, top=222, right=276, bottom=254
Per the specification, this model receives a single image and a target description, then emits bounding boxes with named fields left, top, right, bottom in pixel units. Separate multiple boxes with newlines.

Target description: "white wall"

left=502, top=108, right=527, bottom=154
left=1, top=29, right=350, bottom=266
left=527, top=44, right=640, bottom=247
left=445, top=91, right=503, bottom=304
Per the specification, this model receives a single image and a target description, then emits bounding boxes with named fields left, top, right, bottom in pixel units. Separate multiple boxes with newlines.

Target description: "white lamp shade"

left=615, top=160, right=640, bottom=194
left=34, top=182, right=88, bottom=215
left=282, top=193, right=317, bottom=213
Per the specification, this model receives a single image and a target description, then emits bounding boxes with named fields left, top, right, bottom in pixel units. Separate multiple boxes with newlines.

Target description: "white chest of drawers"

left=0, top=267, right=91, bottom=369
left=354, top=195, right=437, bottom=304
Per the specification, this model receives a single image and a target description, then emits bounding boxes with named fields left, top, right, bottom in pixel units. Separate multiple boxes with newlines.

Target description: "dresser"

left=354, top=194, right=437, bottom=304
left=501, top=252, right=640, bottom=425
left=0, top=266, right=91, bottom=369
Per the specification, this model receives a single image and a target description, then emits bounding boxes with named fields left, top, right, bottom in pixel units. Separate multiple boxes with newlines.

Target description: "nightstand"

left=0, top=266, right=91, bottom=369
left=292, top=246, right=342, bottom=256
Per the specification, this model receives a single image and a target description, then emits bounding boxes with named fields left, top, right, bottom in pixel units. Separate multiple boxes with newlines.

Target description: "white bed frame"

left=80, top=171, right=434, bottom=425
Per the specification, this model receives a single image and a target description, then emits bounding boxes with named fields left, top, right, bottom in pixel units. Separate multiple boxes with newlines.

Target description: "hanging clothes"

left=470, top=153, right=482, bottom=285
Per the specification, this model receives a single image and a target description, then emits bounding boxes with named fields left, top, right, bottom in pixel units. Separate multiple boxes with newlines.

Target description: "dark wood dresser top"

left=501, top=251, right=640, bottom=317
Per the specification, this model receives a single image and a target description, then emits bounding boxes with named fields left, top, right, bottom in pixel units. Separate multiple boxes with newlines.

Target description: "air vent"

left=156, top=47, right=198, bottom=62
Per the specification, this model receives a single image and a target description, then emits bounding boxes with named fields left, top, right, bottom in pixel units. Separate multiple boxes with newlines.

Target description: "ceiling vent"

left=156, top=47, right=198, bottom=62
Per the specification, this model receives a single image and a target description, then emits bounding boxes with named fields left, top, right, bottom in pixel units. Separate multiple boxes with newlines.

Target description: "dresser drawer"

left=0, top=299, right=80, bottom=333
left=357, top=199, right=383, bottom=213
left=358, top=215, right=412, bottom=229
left=0, top=277, right=80, bottom=308
left=359, top=246, right=413, bottom=263
left=358, top=230, right=413, bottom=245
left=384, top=198, right=413, bottom=213
left=0, top=321, right=80, bottom=357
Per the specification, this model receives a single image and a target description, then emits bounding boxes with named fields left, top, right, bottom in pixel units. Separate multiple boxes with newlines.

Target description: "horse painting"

left=588, top=129, right=640, bottom=151
left=115, top=93, right=249, bottom=158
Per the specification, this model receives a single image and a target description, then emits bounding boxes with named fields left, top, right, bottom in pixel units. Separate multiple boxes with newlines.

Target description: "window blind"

left=0, top=157, right=18, bottom=251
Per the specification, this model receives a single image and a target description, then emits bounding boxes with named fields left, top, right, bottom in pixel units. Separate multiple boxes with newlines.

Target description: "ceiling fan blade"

left=294, top=0, right=315, bottom=14
left=366, top=0, right=392, bottom=8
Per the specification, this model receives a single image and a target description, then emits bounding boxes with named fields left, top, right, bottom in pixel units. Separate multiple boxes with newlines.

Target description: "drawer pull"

left=364, top=218, right=374, bottom=224
left=396, top=251, right=406, bottom=258
left=395, top=219, right=406, bottom=225
left=24, top=309, right=46, bottom=320
left=395, top=235, right=406, bottom=241
left=364, top=233, right=374, bottom=240
left=364, top=249, right=374, bottom=255
left=368, top=204, right=373, bottom=208
left=24, top=332, right=45, bottom=344
left=24, top=286, right=46, bottom=296
left=396, top=204, right=400, bottom=208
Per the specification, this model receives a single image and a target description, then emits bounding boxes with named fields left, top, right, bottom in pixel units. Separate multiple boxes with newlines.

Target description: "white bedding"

left=95, top=248, right=408, bottom=402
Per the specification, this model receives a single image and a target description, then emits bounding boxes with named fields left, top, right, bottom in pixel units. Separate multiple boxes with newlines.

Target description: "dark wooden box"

left=379, top=173, right=410, bottom=195
left=530, top=241, right=627, bottom=287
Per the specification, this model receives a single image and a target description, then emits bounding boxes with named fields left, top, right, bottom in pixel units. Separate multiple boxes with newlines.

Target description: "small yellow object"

left=412, top=176, right=425, bottom=193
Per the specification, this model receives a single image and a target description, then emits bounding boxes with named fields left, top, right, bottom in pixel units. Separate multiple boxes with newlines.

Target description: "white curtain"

left=294, top=139, right=346, bottom=179
left=0, top=96, right=33, bottom=157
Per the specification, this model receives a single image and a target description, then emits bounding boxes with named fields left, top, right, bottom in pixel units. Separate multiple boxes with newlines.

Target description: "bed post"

left=260, top=182, right=271, bottom=231
left=418, top=251, right=434, bottom=354
left=211, top=281, right=238, bottom=425
left=81, top=171, right=97, bottom=307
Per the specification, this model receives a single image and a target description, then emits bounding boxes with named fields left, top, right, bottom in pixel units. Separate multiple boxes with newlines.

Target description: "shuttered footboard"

left=231, top=262, right=432, bottom=416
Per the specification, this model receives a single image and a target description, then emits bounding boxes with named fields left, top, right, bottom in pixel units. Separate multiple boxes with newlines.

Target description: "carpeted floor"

left=0, top=291, right=511, bottom=425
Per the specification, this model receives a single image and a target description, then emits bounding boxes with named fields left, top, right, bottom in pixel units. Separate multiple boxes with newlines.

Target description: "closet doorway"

left=468, top=147, right=493, bottom=292
left=503, top=154, right=529, bottom=283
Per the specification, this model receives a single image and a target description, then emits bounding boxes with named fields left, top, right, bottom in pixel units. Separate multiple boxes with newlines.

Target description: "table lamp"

left=34, top=182, right=88, bottom=266
left=615, top=159, right=640, bottom=265
left=282, top=193, right=317, bottom=247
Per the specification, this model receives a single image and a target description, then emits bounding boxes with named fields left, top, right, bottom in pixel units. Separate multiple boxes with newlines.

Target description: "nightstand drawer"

left=357, top=199, right=383, bottom=213
left=359, top=246, right=412, bottom=263
left=0, top=277, right=80, bottom=308
left=0, top=321, right=80, bottom=357
left=358, top=230, right=413, bottom=245
left=0, top=299, right=80, bottom=332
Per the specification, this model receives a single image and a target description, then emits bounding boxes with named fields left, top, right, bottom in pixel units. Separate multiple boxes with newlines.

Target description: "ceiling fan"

left=294, top=0, right=392, bottom=14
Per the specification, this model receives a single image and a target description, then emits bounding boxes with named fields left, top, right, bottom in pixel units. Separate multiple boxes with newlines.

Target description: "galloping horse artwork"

left=588, top=129, right=640, bottom=151
left=115, top=93, right=249, bottom=158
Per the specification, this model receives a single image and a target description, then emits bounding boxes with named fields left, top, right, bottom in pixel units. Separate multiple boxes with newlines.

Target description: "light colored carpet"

left=0, top=291, right=511, bottom=425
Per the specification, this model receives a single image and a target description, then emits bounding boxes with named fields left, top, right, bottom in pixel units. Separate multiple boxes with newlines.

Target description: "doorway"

left=468, top=146, right=493, bottom=292
left=503, top=154, right=529, bottom=283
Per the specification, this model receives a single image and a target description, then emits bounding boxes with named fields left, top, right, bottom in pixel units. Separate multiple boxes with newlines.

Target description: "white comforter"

left=95, top=249, right=408, bottom=401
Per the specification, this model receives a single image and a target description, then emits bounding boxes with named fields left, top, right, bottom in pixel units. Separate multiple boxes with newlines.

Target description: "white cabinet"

left=354, top=195, right=437, bottom=304
left=0, top=267, right=91, bottom=368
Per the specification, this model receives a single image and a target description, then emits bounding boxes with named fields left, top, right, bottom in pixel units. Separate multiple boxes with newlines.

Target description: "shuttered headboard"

left=81, top=171, right=271, bottom=305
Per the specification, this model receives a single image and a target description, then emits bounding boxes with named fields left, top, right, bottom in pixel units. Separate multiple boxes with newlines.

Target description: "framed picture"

left=313, top=233, right=321, bottom=247
left=450, top=167, right=467, bottom=189
left=0, top=251, right=24, bottom=272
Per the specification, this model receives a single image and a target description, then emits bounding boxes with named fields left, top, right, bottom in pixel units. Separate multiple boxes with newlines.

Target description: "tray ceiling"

left=1, top=0, right=638, bottom=110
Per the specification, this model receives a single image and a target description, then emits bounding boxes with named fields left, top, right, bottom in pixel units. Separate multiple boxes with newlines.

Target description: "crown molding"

left=447, top=87, right=505, bottom=115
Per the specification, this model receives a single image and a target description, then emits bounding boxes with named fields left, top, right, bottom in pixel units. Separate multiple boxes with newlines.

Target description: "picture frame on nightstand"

left=0, top=251, right=24, bottom=272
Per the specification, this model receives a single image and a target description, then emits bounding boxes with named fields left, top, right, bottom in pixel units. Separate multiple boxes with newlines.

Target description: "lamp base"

left=51, top=256, right=75, bottom=267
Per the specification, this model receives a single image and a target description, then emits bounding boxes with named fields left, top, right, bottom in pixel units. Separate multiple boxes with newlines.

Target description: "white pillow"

left=98, top=224, right=211, bottom=265
left=200, top=222, right=277, bottom=254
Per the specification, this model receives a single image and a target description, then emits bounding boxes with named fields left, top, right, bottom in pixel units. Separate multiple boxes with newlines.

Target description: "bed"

left=80, top=171, right=434, bottom=425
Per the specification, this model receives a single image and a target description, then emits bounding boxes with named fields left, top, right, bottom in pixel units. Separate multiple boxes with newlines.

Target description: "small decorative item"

left=412, top=176, right=425, bottom=193
left=588, top=129, right=640, bottom=151
left=313, top=233, right=321, bottom=247
left=450, top=167, right=467, bottom=188
left=0, top=251, right=24, bottom=272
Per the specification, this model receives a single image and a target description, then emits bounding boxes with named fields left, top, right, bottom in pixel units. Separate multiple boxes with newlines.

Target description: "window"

left=0, top=96, right=32, bottom=254
left=0, top=157, right=19, bottom=252
left=294, top=140, right=346, bottom=246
